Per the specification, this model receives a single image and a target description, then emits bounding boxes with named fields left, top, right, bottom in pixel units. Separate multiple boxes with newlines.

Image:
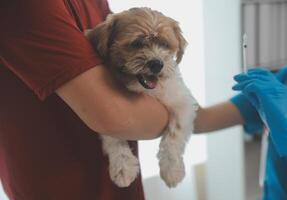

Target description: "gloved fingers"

left=233, top=79, right=263, bottom=109
left=247, top=68, right=277, bottom=80
left=247, top=68, right=271, bottom=76
left=242, top=82, right=262, bottom=107
left=276, top=65, right=287, bottom=84
left=237, top=82, right=264, bottom=109
left=233, top=73, right=268, bottom=85
left=242, top=80, right=265, bottom=96
left=234, top=74, right=266, bottom=82
left=234, top=73, right=250, bottom=82
left=233, top=79, right=265, bottom=93
left=234, top=72, right=271, bottom=83
left=232, top=79, right=255, bottom=91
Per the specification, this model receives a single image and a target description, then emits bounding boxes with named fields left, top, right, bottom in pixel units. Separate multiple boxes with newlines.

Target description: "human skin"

left=56, top=65, right=169, bottom=140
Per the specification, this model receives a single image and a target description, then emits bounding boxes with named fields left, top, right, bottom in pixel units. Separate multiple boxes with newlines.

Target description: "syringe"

left=242, top=33, right=248, bottom=73
left=242, top=33, right=266, bottom=187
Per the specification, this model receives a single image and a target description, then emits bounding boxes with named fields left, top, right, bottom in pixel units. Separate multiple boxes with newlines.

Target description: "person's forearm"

left=56, top=66, right=169, bottom=140
left=193, top=102, right=243, bottom=133
left=106, top=93, right=169, bottom=140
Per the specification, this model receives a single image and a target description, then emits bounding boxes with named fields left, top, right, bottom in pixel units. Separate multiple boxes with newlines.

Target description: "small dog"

left=86, top=7, right=199, bottom=188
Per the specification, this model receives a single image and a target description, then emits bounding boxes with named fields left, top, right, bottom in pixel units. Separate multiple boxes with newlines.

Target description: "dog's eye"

left=159, top=41, right=170, bottom=49
left=130, top=39, right=145, bottom=49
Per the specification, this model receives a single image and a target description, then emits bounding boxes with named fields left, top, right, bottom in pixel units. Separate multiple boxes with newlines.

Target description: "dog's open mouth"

left=136, top=74, right=158, bottom=89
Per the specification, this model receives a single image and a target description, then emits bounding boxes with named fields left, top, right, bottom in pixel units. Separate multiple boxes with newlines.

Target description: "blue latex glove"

left=229, top=65, right=287, bottom=135
left=276, top=65, right=287, bottom=84
left=233, top=68, right=287, bottom=157
left=230, top=94, right=263, bottom=134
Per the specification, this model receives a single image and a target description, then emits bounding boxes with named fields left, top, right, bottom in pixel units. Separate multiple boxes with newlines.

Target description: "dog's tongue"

left=145, top=75, right=158, bottom=89
left=137, top=74, right=158, bottom=89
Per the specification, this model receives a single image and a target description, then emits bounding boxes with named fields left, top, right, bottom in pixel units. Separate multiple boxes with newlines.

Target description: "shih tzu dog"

left=86, top=7, right=199, bottom=188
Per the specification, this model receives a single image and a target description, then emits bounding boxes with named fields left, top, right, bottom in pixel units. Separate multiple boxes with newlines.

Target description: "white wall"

left=202, top=0, right=245, bottom=200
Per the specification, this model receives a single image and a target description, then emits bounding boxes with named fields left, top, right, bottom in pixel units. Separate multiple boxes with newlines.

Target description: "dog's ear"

left=85, top=14, right=118, bottom=59
left=172, top=22, right=187, bottom=64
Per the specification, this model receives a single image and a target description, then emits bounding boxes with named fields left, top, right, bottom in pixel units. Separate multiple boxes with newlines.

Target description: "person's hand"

left=233, top=68, right=287, bottom=156
left=230, top=93, right=263, bottom=134
left=229, top=66, right=287, bottom=135
left=276, top=65, right=287, bottom=84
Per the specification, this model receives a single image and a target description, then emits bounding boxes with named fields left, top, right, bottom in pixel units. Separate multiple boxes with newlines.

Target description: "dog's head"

left=86, top=7, right=187, bottom=91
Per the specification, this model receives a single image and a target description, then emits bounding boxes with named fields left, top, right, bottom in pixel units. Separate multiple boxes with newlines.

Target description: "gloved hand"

left=230, top=94, right=263, bottom=134
left=233, top=68, right=287, bottom=156
left=276, top=65, right=287, bottom=84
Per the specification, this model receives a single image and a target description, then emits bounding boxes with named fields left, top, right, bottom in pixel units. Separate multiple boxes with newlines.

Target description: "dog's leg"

left=158, top=115, right=185, bottom=187
left=157, top=79, right=198, bottom=188
left=157, top=110, right=189, bottom=187
left=101, top=135, right=139, bottom=187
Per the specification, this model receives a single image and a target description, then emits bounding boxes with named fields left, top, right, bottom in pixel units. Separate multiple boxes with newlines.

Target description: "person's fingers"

left=234, top=72, right=271, bottom=83
left=247, top=68, right=270, bottom=75
left=247, top=68, right=275, bottom=80
left=233, top=79, right=267, bottom=97
left=276, top=66, right=287, bottom=83
left=233, top=79, right=263, bottom=108
left=234, top=73, right=249, bottom=82
left=242, top=81, right=265, bottom=96
left=242, top=82, right=263, bottom=108
left=232, top=79, right=255, bottom=91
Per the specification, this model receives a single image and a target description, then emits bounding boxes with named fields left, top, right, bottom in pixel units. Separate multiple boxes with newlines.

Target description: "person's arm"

left=0, top=2, right=168, bottom=140
left=194, top=102, right=243, bottom=133
left=194, top=92, right=264, bottom=134
left=195, top=67, right=287, bottom=135
left=56, top=65, right=169, bottom=140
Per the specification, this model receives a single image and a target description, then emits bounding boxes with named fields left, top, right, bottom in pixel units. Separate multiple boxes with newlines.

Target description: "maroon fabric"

left=0, top=0, right=145, bottom=200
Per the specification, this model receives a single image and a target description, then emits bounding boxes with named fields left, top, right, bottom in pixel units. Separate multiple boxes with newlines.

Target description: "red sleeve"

left=0, top=0, right=104, bottom=100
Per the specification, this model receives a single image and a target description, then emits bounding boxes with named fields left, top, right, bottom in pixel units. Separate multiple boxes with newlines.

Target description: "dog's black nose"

left=146, top=59, right=164, bottom=74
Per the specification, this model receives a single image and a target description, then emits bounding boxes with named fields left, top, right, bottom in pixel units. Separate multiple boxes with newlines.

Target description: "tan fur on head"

left=86, top=7, right=187, bottom=91
left=85, top=14, right=118, bottom=58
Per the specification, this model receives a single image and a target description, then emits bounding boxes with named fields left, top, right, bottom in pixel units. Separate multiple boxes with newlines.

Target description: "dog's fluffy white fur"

left=86, top=7, right=199, bottom=188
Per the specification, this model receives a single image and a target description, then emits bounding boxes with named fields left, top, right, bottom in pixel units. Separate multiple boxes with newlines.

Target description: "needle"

left=243, top=33, right=248, bottom=73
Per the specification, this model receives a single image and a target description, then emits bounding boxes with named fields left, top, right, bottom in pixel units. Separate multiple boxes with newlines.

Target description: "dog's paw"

left=109, top=152, right=140, bottom=187
left=159, top=156, right=185, bottom=188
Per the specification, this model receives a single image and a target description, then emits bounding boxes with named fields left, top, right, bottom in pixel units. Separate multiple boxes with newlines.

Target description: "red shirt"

left=0, top=0, right=145, bottom=199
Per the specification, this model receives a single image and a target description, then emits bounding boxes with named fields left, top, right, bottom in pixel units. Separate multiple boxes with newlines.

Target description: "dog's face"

left=86, top=8, right=187, bottom=92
